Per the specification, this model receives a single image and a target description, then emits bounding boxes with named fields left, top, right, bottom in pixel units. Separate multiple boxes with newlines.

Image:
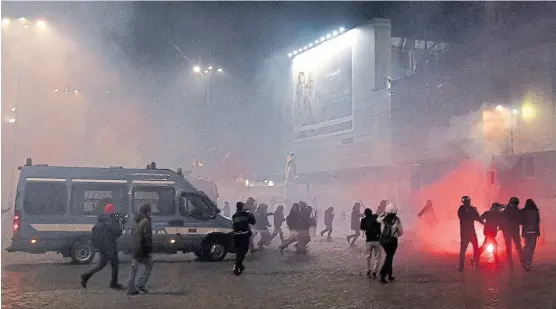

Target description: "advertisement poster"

left=292, top=42, right=353, bottom=140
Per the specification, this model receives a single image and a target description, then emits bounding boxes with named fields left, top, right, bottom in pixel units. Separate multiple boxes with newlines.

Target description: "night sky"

left=3, top=2, right=555, bottom=85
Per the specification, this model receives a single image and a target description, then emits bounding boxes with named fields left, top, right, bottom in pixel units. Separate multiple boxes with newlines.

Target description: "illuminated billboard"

left=292, top=32, right=354, bottom=140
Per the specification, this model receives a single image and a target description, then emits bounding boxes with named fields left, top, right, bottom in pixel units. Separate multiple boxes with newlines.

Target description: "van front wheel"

left=70, top=241, right=96, bottom=264
left=196, top=236, right=228, bottom=261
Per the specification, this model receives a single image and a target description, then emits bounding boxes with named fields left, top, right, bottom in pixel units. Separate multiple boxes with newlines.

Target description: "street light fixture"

left=193, top=66, right=201, bottom=73
left=217, top=68, right=223, bottom=73
left=208, top=66, right=213, bottom=70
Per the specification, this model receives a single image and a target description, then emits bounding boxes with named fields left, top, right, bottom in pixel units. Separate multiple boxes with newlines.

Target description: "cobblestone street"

left=2, top=235, right=556, bottom=309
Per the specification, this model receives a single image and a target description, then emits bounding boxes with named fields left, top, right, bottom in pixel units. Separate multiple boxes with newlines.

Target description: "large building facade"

left=272, top=16, right=556, bottom=217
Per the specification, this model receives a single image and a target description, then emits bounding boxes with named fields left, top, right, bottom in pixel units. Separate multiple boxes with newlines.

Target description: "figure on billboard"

left=295, top=72, right=315, bottom=127
left=302, top=74, right=315, bottom=126
left=295, top=72, right=306, bottom=126
left=285, top=152, right=297, bottom=184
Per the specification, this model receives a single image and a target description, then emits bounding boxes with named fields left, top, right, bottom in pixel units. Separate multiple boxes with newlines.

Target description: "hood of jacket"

left=97, top=214, right=111, bottom=223
left=135, top=213, right=149, bottom=223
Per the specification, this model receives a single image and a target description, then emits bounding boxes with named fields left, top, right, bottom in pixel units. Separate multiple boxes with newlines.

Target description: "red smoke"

left=411, top=160, right=491, bottom=254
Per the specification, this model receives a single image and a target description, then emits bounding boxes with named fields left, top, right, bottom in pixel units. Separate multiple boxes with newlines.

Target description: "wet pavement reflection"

left=2, top=236, right=556, bottom=309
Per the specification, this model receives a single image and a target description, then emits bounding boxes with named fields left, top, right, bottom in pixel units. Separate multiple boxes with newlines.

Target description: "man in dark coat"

left=232, top=202, right=256, bottom=275
left=457, top=196, right=482, bottom=271
left=127, top=203, right=154, bottom=295
left=81, top=204, right=123, bottom=289
left=501, top=197, right=525, bottom=270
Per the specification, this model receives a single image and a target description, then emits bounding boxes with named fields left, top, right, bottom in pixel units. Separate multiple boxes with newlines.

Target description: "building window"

left=71, top=183, right=128, bottom=216
left=133, top=187, right=175, bottom=216
left=23, top=182, right=67, bottom=215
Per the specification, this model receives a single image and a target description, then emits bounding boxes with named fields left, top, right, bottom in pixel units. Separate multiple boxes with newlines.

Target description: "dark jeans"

left=380, top=238, right=398, bottom=278
left=234, top=234, right=250, bottom=270
left=459, top=233, right=479, bottom=269
left=82, top=252, right=119, bottom=284
left=503, top=230, right=524, bottom=267
left=523, top=234, right=538, bottom=264
left=380, top=238, right=398, bottom=279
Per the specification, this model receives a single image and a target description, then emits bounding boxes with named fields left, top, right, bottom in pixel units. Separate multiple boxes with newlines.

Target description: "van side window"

left=179, top=194, right=213, bottom=220
left=71, top=183, right=128, bottom=216
left=133, top=187, right=175, bottom=216
left=23, top=182, right=67, bottom=215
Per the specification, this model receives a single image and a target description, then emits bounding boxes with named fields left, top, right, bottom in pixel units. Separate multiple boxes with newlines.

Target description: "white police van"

left=6, top=159, right=234, bottom=264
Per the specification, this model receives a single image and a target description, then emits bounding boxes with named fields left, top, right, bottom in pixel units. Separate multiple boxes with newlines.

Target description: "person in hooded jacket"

left=377, top=203, right=403, bottom=284
left=478, top=203, right=503, bottom=265
left=347, top=202, right=364, bottom=247
left=360, top=208, right=382, bottom=278
left=81, top=204, right=123, bottom=289
left=296, top=202, right=313, bottom=253
left=320, top=207, right=335, bottom=240
left=222, top=201, right=231, bottom=217
left=270, top=205, right=286, bottom=244
left=418, top=200, right=438, bottom=228
left=521, top=199, right=540, bottom=271
left=501, top=197, right=525, bottom=270
left=127, top=203, right=154, bottom=295
left=232, top=202, right=256, bottom=275
left=457, top=196, right=482, bottom=271
left=254, top=204, right=274, bottom=251
left=279, top=203, right=300, bottom=254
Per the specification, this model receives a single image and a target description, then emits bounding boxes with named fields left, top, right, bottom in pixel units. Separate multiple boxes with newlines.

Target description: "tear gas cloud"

left=1, top=3, right=198, bottom=204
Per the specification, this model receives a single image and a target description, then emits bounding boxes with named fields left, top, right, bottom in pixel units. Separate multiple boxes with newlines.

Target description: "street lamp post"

left=2, top=17, right=48, bottom=210
left=193, top=65, right=224, bottom=108
left=193, top=65, right=224, bottom=176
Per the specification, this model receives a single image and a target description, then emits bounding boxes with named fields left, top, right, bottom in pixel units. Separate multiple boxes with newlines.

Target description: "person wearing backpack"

left=279, top=203, right=300, bottom=254
left=377, top=203, right=403, bottom=284
left=360, top=208, right=382, bottom=278
left=81, top=204, right=124, bottom=289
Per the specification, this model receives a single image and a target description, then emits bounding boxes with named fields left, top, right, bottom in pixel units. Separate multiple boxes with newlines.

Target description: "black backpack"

left=91, top=224, right=103, bottom=249
left=379, top=219, right=396, bottom=246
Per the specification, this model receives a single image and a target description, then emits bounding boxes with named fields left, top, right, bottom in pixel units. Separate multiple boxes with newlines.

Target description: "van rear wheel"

left=70, top=241, right=96, bottom=264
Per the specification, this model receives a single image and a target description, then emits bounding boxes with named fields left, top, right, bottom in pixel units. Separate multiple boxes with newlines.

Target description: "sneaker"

left=388, top=276, right=396, bottom=282
left=380, top=277, right=388, bottom=284
left=371, top=272, right=377, bottom=279
left=320, top=231, right=325, bottom=237
left=366, top=270, right=372, bottom=277
left=80, top=274, right=88, bottom=288
left=127, top=290, right=139, bottom=296
left=137, top=287, right=149, bottom=294
left=109, top=283, right=124, bottom=290
left=346, top=236, right=351, bottom=243
left=233, top=266, right=240, bottom=276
